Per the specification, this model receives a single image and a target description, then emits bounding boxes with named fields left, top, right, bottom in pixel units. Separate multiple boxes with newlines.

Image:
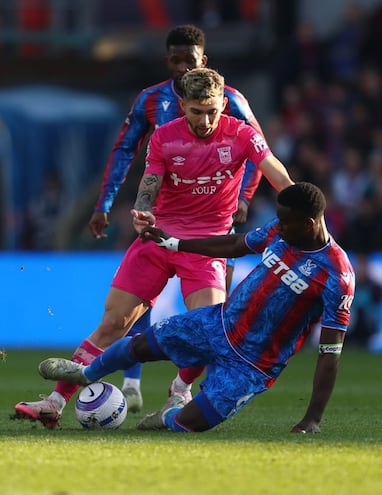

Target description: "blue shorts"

left=227, top=226, right=236, bottom=268
left=226, top=257, right=235, bottom=268
left=147, top=305, right=275, bottom=424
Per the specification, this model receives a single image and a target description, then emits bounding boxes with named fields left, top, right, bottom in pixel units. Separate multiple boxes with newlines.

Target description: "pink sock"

left=54, top=339, right=103, bottom=403
left=179, top=366, right=205, bottom=385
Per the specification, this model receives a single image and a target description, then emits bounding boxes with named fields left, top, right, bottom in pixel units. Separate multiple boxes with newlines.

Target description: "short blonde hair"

left=181, top=68, right=224, bottom=103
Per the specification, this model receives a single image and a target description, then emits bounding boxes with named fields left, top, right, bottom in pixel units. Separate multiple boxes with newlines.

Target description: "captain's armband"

left=319, top=343, right=343, bottom=355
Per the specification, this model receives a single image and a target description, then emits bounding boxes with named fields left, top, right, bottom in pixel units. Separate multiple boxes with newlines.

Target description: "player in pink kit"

left=14, top=68, right=293, bottom=428
left=114, top=78, right=275, bottom=310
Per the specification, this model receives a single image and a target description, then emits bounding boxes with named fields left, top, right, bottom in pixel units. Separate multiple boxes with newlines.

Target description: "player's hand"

left=131, top=209, right=156, bottom=234
left=291, top=420, right=321, bottom=434
left=89, top=212, right=109, bottom=239
left=141, top=226, right=179, bottom=251
left=141, top=225, right=169, bottom=243
left=233, top=199, right=249, bottom=224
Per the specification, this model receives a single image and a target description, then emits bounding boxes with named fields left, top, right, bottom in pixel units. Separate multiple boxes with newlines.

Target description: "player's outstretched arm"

left=259, top=155, right=294, bottom=192
left=141, top=226, right=251, bottom=259
left=291, top=327, right=345, bottom=434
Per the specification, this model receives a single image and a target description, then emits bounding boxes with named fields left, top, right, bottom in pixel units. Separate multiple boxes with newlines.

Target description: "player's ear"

left=201, top=54, right=208, bottom=67
left=305, top=217, right=315, bottom=231
left=222, top=96, right=228, bottom=111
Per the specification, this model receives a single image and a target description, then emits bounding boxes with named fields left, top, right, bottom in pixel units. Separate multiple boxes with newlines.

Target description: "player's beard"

left=187, top=120, right=214, bottom=138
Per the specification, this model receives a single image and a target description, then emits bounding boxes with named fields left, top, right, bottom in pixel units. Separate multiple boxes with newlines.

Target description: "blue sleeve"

left=244, top=218, right=279, bottom=252
left=95, top=91, right=151, bottom=212
left=224, top=86, right=263, bottom=204
left=239, top=160, right=262, bottom=205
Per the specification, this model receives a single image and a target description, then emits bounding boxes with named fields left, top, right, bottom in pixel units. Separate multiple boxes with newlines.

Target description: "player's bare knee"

left=101, top=310, right=126, bottom=333
left=91, top=311, right=129, bottom=348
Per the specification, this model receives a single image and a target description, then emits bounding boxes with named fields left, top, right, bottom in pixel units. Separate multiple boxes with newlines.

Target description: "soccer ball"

left=75, top=382, right=127, bottom=429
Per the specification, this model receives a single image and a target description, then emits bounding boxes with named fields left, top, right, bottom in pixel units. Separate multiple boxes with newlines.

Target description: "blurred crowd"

left=247, top=4, right=382, bottom=256
left=19, top=2, right=382, bottom=257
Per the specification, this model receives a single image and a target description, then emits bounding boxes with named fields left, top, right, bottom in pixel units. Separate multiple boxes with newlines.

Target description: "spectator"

left=331, top=145, right=371, bottom=217
left=279, top=84, right=306, bottom=136
left=269, top=20, right=324, bottom=107
left=356, top=66, right=382, bottom=128
left=192, top=0, right=242, bottom=28
left=23, top=172, right=66, bottom=250
left=338, top=192, right=382, bottom=254
left=265, top=115, right=294, bottom=164
left=325, top=3, right=366, bottom=83
left=359, top=3, right=382, bottom=70
left=347, top=254, right=381, bottom=346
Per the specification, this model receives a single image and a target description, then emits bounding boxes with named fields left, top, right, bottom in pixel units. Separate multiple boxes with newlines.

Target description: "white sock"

left=173, top=374, right=191, bottom=391
left=49, top=391, right=66, bottom=411
left=122, top=378, right=141, bottom=390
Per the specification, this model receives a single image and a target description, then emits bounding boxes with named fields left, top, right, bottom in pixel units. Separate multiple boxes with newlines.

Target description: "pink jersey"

left=145, top=114, right=272, bottom=238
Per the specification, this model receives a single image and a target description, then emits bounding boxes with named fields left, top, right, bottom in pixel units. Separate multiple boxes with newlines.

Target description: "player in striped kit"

left=39, top=182, right=355, bottom=433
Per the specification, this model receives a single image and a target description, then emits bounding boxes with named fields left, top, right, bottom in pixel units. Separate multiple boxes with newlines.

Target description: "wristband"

left=319, top=343, right=343, bottom=354
left=158, top=236, right=179, bottom=251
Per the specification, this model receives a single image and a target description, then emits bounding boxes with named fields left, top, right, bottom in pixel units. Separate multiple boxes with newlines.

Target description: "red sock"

left=179, top=366, right=205, bottom=385
left=54, top=339, right=103, bottom=402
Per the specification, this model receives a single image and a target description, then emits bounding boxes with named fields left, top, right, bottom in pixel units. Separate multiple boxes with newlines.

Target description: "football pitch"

left=1, top=348, right=381, bottom=495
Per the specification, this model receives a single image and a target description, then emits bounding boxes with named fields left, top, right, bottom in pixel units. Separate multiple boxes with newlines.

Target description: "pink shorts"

left=112, top=238, right=226, bottom=306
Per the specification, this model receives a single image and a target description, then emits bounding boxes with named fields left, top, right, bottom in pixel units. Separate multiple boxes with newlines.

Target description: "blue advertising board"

left=1, top=251, right=382, bottom=349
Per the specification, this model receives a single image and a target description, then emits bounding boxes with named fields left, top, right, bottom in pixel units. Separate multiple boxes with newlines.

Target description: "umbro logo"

left=172, top=156, right=185, bottom=165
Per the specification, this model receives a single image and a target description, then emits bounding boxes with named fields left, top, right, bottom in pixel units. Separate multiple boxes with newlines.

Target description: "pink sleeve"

left=246, top=127, right=273, bottom=165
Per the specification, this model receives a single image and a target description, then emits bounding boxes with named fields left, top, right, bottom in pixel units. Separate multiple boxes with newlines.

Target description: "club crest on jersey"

left=298, top=259, right=316, bottom=276
left=162, top=100, right=171, bottom=111
left=217, top=146, right=232, bottom=164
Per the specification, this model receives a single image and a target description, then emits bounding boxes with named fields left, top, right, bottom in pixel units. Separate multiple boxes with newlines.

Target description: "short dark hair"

left=166, top=25, right=205, bottom=50
left=277, top=182, right=326, bottom=218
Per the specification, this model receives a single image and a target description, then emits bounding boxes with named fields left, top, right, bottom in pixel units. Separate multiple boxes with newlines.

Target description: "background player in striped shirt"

left=39, top=182, right=355, bottom=433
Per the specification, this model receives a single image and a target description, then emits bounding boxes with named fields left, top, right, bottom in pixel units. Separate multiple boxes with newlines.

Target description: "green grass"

left=1, top=348, right=381, bottom=495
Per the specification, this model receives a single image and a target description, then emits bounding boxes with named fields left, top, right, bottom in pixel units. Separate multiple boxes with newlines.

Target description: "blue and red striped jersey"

left=95, top=79, right=264, bottom=212
left=222, top=219, right=355, bottom=377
